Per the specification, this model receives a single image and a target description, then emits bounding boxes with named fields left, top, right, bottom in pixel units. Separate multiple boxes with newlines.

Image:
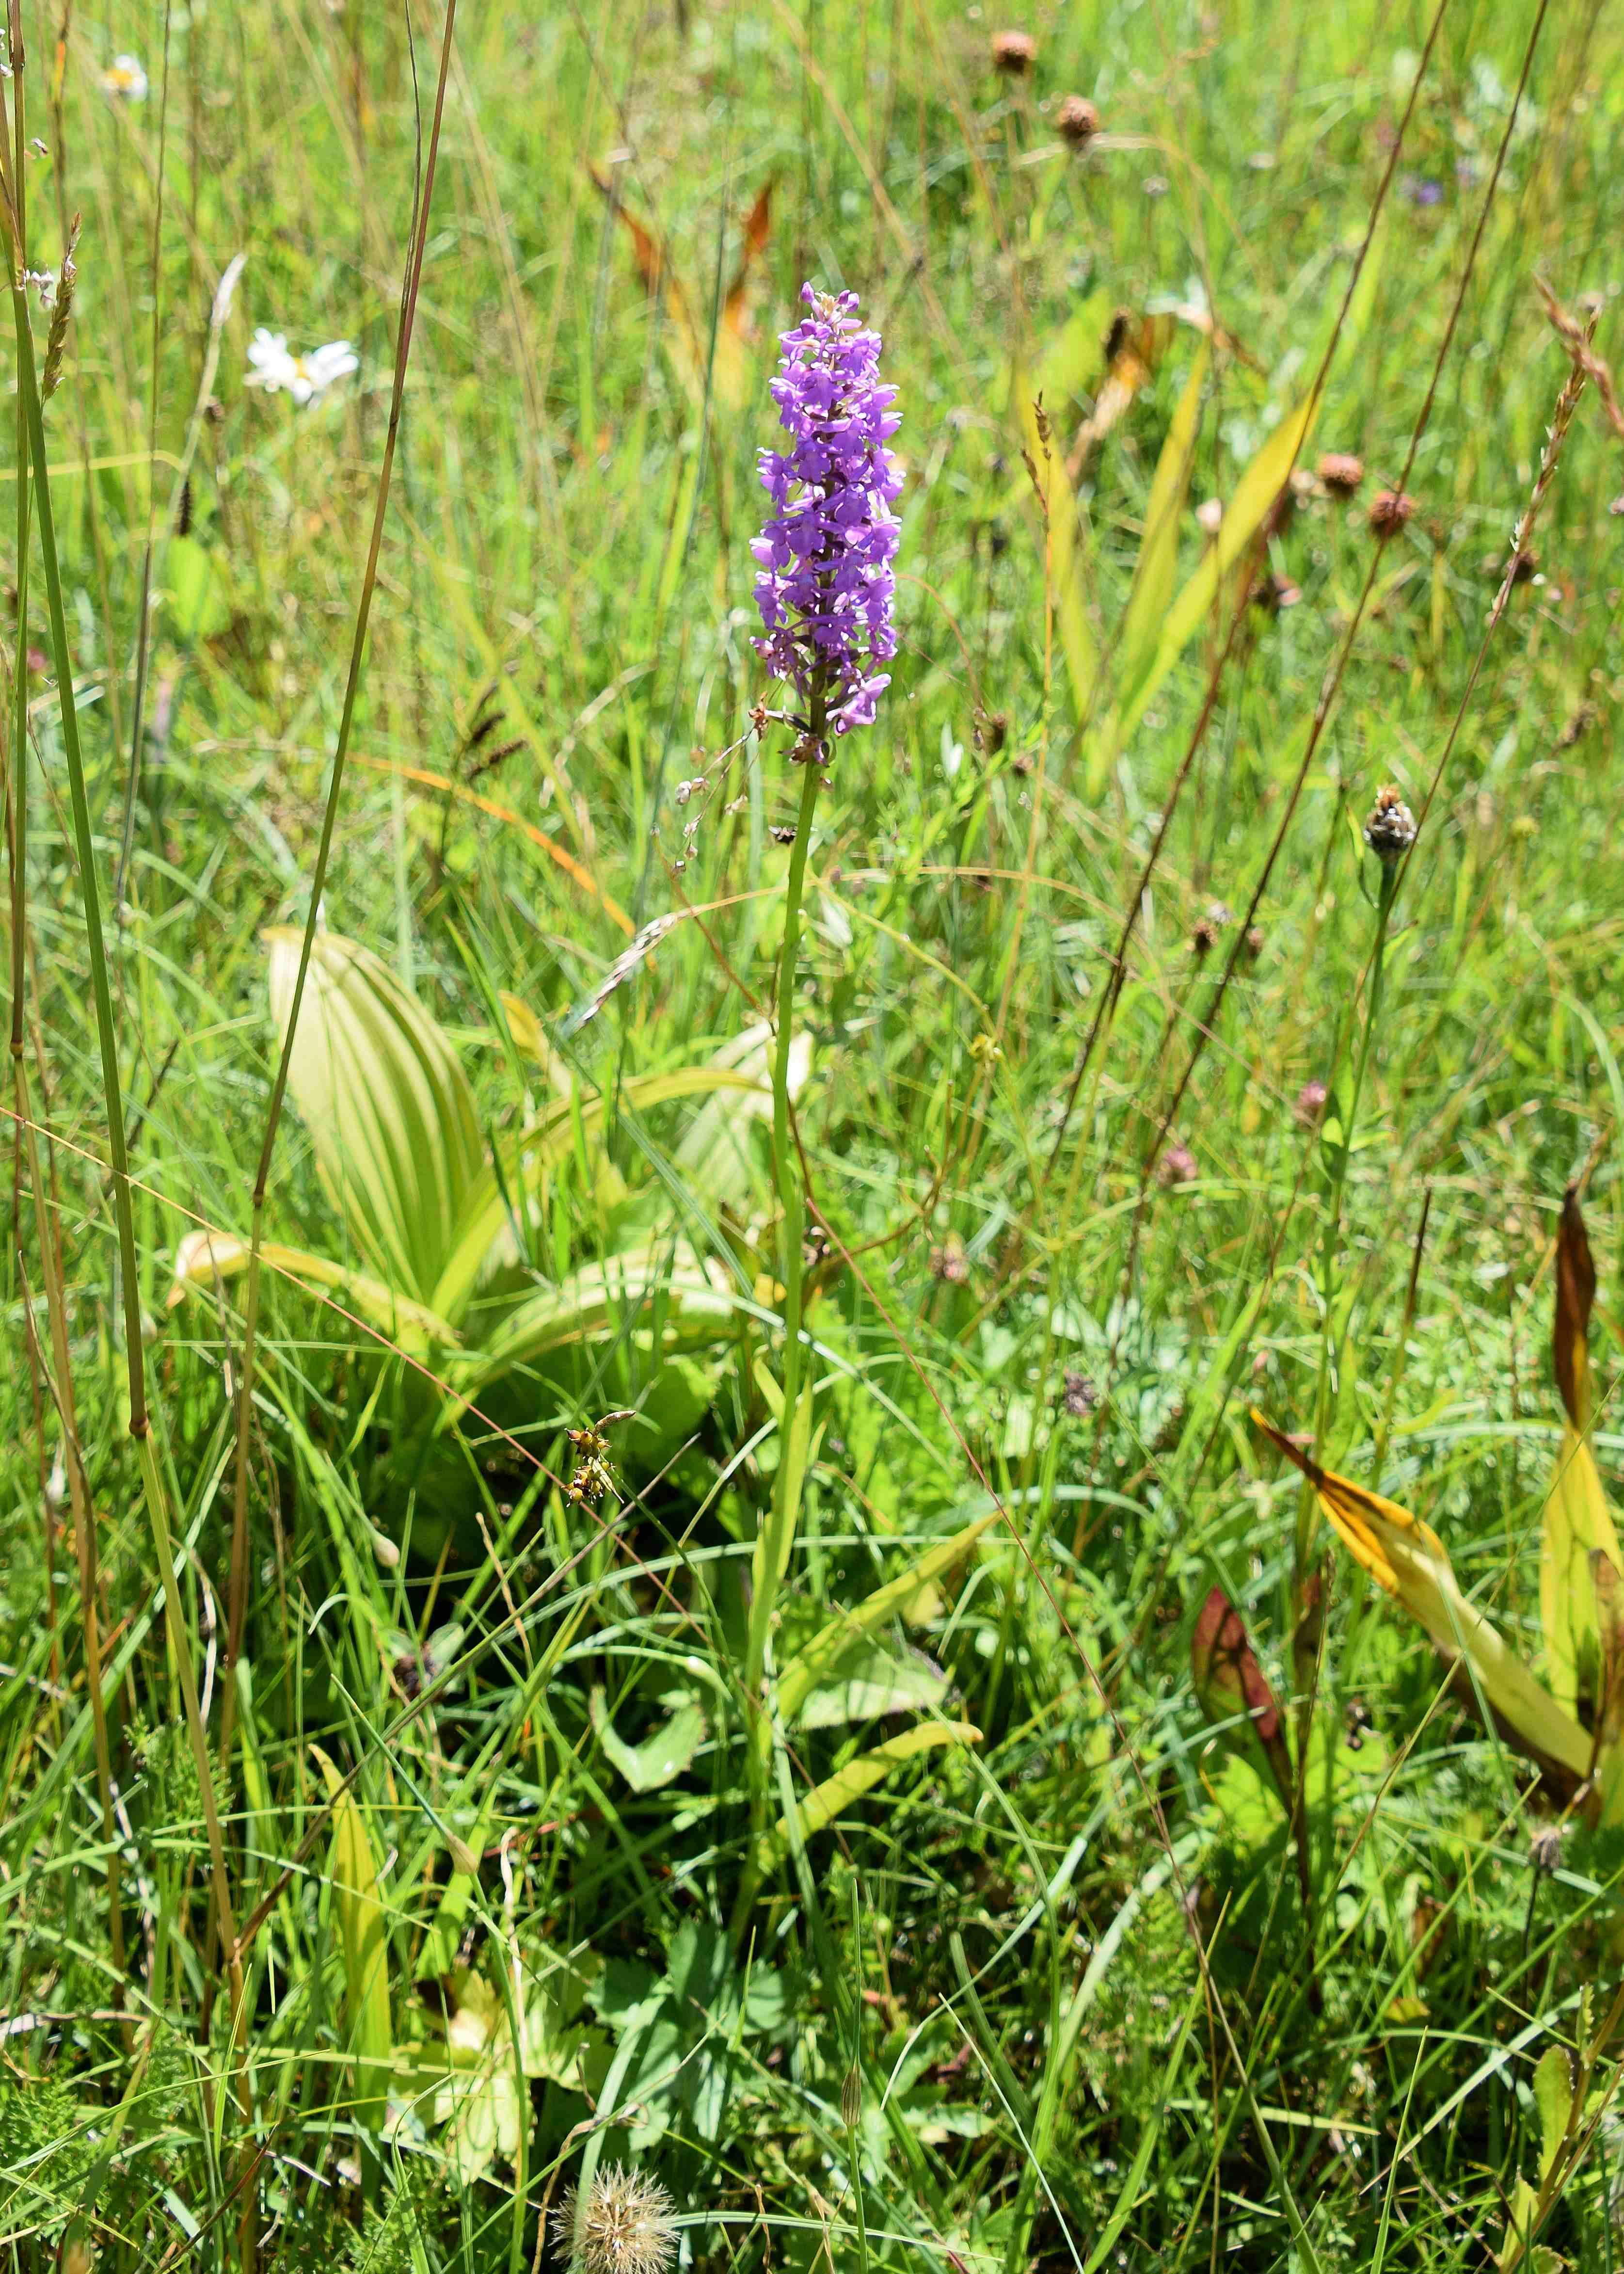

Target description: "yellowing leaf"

left=1252, top=1413, right=1592, bottom=1792
left=165, top=1227, right=460, bottom=1348
left=1098, top=386, right=1320, bottom=769
left=1013, top=360, right=1098, bottom=726
left=1116, top=339, right=1210, bottom=704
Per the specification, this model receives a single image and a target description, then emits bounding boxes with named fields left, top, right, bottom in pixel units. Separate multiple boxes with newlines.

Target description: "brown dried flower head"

left=551, top=2165, right=679, bottom=2274
left=1367, top=488, right=1416, bottom=540
left=1190, top=917, right=1218, bottom=958
left=1317, top=451, right=1365, bottom=497
left=1363, top=785, right=1417, bottom=864
left=1063, top=1370, right=1098, bottom=1417
left=1056, top=94, right=1099, bottom=147
left=991, top=27, right=1038, bottom=74
left=929, top=1233, right=971, bottom=1286
left=1243, top=924, right=1266, bottom=960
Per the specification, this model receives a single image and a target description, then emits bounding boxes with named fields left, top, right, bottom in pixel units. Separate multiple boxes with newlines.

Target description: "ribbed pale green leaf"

left=267, top=929, right=484, bottom=1309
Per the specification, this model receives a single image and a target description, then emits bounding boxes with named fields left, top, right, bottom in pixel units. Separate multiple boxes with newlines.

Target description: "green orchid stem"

left=1289, top=856, right=1399, bottom=1953
left=743, top=696, right=826, bottom=1865
left=1297, top=858, right=1399, bottom=1581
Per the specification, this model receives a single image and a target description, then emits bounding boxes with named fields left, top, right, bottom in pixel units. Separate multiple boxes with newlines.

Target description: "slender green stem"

left=741, top=701, right=825, bottom=1864
left=1297, top=859, right=1399, bottom=1570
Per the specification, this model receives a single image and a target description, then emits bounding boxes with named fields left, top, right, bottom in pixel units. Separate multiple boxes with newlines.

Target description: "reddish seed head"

left=1191, top=918, right=1218, bottom=957
left=1244, top=924, right=1266, bottom=959
left=991, top=27, right=1037, bottom=74
left=1318, top=451, right=1365, bottom=497
left=1056, top=94, right=1099, bottom=146
left=1159, top=1141, right=1198, bottom=1188
left=1293, top=1079, right=1328, bottom=1127
left=1368, top=488, right=1416, bottom=539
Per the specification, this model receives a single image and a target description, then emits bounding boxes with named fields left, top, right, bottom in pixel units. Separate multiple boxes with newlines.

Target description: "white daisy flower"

left=100, top=55, right=148, bottom=101
left=245, top=328, right=359, bottom=406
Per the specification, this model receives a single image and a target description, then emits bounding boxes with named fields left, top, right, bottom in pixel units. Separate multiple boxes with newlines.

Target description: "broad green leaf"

left=672, top=1020, right=812, bottom=1215
left=590, top=1688, right=708, bottom=1792
left=165, top=534, right=232, bottom=641
left=1533, top=2043, right=1573, bottom=2184
left=796, top=1637, right=949, bottom=1731
left=776, top=1505, right=1001, bottom=1727
left=313, top=1748, right=392, bottom=2153
left=1255, top=1414, right=1592, bottom=1790
left=753, top=1720, right=980, bottom=1876
left=268, top=929, right=484, bottom=1308
left=394, top=1954, right=597, bottom=2182
left=432, top=1064, right=769, bottom=1322
left=1116, top=339, right=1210, bottom=707
left=1013, top=358, right=1099, bottom=727
left=1540, top=1425, right=1622, bottom=1721
left=165, top=1226, right=460, bottom=1349
left=445, top=1240, right=736, bottom=1409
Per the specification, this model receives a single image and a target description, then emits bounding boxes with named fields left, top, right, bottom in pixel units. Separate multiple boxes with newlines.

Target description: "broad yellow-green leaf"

left=754, top=1720, right=980, bottom=1876
left=268, top=929, right=484, bottom=1309
left=313, top=1747, right=392, bottom=2151
left=796, top=1638, right=949, bottom=1731
left=438, top=1240, right=738, bottom=1423
left=1540, top=1426, right=1622, bottom=1721
left=1116, top=339, right=1210, bottom=707
left=1533, top=2043, right=1573, bottom=2184
left=776, top=1505, right=1001, bottom=1728
left=1101, top=386, right=1320, bottom=763
left=1254, top=1414, right=1592, bottom=1790
left=165, top=1227, right=460, bottom=1349
left=591, top=1687, right=708, bottom=1791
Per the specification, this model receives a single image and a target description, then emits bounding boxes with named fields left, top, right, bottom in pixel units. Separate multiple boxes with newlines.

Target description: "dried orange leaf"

left=1252, top=1411, right=1592, bottom=1791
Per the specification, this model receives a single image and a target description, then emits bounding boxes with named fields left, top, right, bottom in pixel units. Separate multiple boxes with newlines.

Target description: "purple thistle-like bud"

left=753, top=283, right=902, bottom=748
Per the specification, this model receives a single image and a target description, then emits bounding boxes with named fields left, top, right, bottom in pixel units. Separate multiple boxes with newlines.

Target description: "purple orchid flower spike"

left=751, top=284, right=902, bottom=755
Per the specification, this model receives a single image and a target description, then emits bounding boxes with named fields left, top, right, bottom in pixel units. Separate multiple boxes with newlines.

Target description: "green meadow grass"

left=5, top=0, right=1624, bottom=2266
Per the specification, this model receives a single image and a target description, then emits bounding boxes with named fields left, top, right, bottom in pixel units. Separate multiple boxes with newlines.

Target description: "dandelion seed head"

left=549, top=2165, right=678, bottom=2274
